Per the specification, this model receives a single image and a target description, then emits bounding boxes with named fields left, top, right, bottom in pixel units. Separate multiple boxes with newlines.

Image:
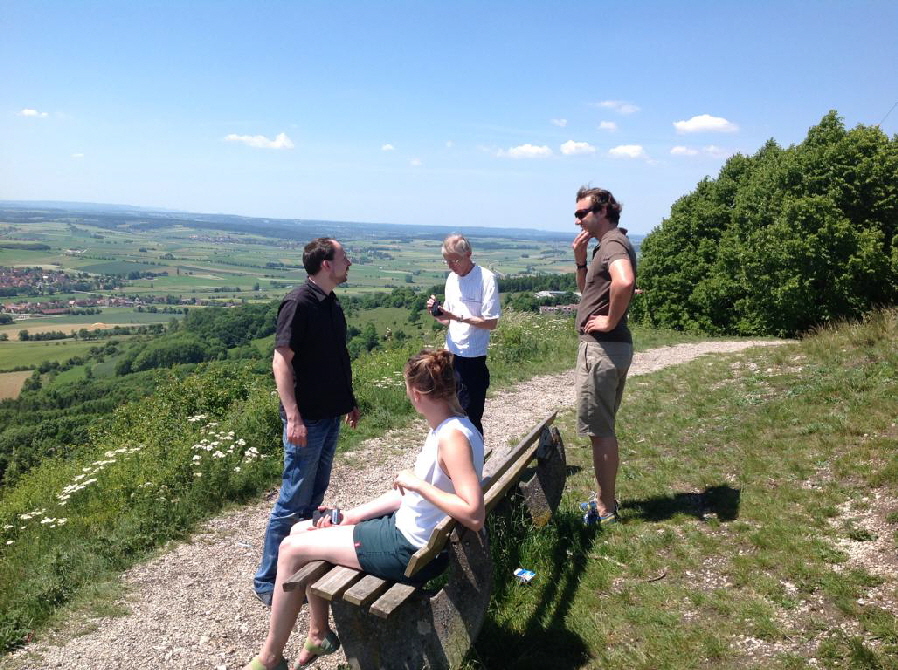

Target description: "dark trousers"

left=453, top=355, right=489, bottom=436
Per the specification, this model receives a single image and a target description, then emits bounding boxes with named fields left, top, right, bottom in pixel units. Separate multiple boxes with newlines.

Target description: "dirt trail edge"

left=5, top=340, right=786, bottom=670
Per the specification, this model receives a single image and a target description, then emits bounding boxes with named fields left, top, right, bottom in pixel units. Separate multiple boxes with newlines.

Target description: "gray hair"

left=441, top=234, right=471, bottom=255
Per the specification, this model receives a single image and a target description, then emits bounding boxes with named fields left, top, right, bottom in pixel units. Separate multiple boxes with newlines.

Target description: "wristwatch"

left=576, top=263, right=588, bottom=270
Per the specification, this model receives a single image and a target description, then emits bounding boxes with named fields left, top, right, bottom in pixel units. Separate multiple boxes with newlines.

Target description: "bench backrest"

left=403, top=412, right=557, bottom=579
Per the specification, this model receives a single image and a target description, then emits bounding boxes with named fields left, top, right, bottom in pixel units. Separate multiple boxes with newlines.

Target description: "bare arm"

left=426, top=294, right=452, bottom=326
left=428, top=292, right=499, bottom=330
left=572, top=230, right=591, bottom=292
left=272, top=346, right=307, bottom=446
left=341, top=490, right=402, bottom=526
left=442, top=312, right=498, bottom=330
left=583, top=257, right=636, bottom=333
left=394, top=430, right=485, bottom=532
left=606, top=257, right=636, bottom=327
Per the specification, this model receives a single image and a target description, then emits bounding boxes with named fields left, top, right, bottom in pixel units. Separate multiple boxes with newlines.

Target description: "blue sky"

left=2, top=1, right=896, bottom=235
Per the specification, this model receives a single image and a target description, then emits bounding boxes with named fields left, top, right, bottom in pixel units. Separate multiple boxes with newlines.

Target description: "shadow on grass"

left=566, top=464, right=584, bottom=477
left=623, top=485, right=742, bottom=522
left=472, top=508, right=593, bottom=669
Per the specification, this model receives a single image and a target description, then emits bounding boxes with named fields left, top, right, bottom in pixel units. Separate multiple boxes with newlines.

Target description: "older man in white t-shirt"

left=427, top=234, right=501, bottom=436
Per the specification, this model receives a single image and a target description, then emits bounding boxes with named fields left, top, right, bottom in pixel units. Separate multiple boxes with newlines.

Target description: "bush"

left=638, top=111, right=898, bottom=337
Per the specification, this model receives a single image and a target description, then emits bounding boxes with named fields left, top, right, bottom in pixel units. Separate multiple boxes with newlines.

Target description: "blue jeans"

left=253, top=415, right=341, bottom=596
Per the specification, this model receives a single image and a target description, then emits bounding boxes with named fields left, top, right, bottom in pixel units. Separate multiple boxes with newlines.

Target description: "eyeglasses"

left=574, top=207, right=595, bottom=220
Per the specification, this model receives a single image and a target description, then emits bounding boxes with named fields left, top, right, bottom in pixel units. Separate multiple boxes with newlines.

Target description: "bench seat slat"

left=369, top=583, right=418, bottom=619
left=311, top=566, right=363, bottom=601
left=283, top=560, right=331, bottom=592
left=343, top=574, right=391, bottom=606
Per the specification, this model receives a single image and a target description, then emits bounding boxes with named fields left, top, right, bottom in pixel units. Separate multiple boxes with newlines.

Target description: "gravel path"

left=3, top=340, right=785, bottom=670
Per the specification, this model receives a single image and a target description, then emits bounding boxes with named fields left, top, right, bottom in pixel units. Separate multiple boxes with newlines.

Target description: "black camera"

left=312, top=507, right=340, bottom=525
left=430, top=301, right=444, bottom=316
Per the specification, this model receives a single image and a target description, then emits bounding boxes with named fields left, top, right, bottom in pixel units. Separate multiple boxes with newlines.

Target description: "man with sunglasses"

left=426, top=234, right=500, bottom=436
left=572, top=187, right=636, bottom=524
left=253, top=237, right=360, bottom=606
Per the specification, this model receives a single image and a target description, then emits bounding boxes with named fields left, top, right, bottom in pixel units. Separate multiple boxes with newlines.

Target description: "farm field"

left=0, top=308, right=175, bottom=341
left=0, top=205, right=600, bottom=372
left=0, top=339, right=100, bottom=371
left=0, top=370, right=32, bottom=399
left=0, top=206, right=584, bottom=301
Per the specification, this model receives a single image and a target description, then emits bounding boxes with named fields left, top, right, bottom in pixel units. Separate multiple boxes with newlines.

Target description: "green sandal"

left=243, top=657, right=289, bottom=670
left=295, top=630, right=340, bottom=668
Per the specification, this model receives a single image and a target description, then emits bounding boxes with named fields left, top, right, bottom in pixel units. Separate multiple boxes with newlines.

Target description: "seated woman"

left=245, top=348, right=486, bottom=670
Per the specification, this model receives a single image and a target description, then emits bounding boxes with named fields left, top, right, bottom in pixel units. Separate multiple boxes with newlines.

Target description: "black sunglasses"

left=574, top=207, right=595, bottom=220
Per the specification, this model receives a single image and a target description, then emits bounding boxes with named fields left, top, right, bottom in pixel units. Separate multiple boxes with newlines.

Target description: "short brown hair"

left=303, top=238, right=337, bottom=275
left=576, top=186, right=622, bottom=225
left=404, top=348, right=464, bottom=416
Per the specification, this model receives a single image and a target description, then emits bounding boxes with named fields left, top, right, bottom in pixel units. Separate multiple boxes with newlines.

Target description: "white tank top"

left=394, top=416, right=485, bottom=547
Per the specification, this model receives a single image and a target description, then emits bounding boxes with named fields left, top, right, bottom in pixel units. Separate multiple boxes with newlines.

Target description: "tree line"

left=637, top=111, right=897, bottom=337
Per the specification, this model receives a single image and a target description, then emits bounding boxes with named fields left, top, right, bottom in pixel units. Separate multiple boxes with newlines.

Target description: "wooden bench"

left=283, top=412, right=567, bottom=670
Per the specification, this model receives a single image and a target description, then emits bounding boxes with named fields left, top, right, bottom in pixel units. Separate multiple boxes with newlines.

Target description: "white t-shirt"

left=444, top=265, right=500, bottom=358
left=394, top=416, right=485, bottom=548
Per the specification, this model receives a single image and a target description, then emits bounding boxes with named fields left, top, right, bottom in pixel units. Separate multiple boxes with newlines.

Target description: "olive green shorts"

left=575, top=340, right=632, bottom=438
left=353, top=513, right=448, bottom=585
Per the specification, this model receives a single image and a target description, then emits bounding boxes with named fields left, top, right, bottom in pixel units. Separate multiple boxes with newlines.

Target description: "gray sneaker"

left=599, top=501, right=621, bottom=525
left=253, top=590, right=273, bottom=607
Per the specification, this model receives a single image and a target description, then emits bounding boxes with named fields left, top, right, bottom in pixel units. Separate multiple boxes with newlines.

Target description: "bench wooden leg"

left=333, top=524, right=492, bottom=670
left=519, top=425, right=567, bottom=527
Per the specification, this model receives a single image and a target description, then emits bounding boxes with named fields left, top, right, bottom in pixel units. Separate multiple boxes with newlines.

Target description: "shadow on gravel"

left=623, top=485, right=742, bottom=522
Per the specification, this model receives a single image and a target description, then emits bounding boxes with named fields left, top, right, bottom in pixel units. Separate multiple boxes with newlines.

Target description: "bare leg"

left=590, top=435, right=619, bottom=516
left=295, top=588, right=334, bottom=665
left=255, top=525, right=360, bottom=669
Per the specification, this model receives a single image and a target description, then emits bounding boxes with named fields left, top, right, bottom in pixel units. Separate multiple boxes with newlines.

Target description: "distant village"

left=0, top=266, right=238, bottom=316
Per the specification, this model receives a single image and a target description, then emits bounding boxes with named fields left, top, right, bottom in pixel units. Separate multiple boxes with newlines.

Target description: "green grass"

left=470, top=309, right=898, bottom=669
left=0, top=340, right=101, bottom=370
left=0, top=308, right=702, bottom=653
left=0, top=310, right=589, bottom=651
left=4, top=306, right=890, bottom=666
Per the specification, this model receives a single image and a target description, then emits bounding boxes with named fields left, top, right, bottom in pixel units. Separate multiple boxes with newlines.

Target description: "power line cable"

left=876, top=100, right=898, bottom=127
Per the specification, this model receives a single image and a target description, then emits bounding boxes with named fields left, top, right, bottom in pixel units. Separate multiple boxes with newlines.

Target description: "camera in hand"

left=430, top=301, right=444, bottom=316
left=312, top=507, right=340, bottom=525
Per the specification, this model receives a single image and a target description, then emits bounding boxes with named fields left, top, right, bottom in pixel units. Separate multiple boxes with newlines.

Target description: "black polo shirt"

left=275, top=279, right=356, bottom=420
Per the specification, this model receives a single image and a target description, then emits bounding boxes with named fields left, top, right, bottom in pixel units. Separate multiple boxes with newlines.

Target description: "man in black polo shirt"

left=253, top=237, right=360, bottom=606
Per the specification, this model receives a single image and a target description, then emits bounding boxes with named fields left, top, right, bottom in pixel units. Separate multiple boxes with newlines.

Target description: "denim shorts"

left=353, top=513, right=449, bottom=585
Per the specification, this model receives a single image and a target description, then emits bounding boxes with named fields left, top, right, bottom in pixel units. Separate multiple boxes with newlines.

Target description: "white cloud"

left=71, top=153, right=84, bottom=159
left=670, top=144, right=733, bottom=159
left=598, top=121, right=617, bottom=132
left=550, top=118, right=568, bottom=127
left=609, top=144, right=647, bottom=159
left=703, top=145, right=733, bottom=158
left=670, top=145, right=699, bottom=156
left=595, top=100, right=640, bottom=115
left=19, top=108, right=49, bottom=118
left=560, top=140, right=596, bottom=156
left=498, top=143, right=553, bottom=159
left=673, top=114, right=738, bottom=134
left=381, top=143, right=395, bottom=151
left=445, top=140, right=454, bottom=148
left=410, top=158, right=422, bottom=167
left=224, top=132, right=294, bottom=149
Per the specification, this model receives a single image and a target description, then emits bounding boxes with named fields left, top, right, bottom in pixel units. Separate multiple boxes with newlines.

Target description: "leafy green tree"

left=638, top=111, right=898, bottom=337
